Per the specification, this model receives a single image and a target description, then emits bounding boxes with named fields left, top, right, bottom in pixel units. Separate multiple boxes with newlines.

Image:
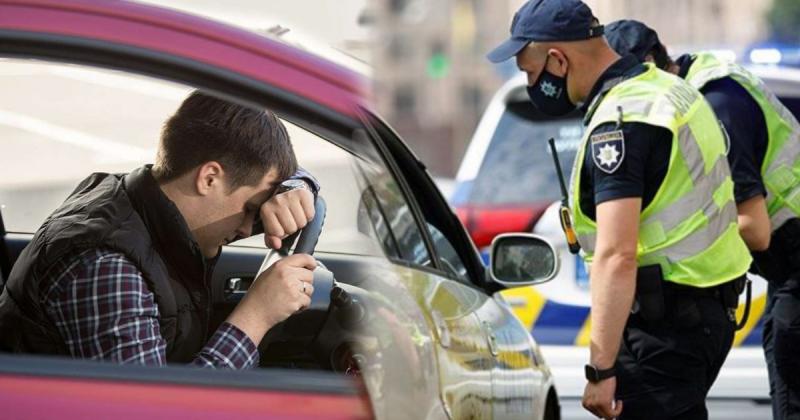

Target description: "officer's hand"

left=226, top=254, right=316, bottom=345
left=260, top=188, right=315, bottom=249
left=582, top=377, right=622, bottom=419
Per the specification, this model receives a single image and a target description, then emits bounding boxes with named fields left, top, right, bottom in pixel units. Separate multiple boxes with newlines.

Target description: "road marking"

left=501, top=286, right=547, bottom=331
left=733, top=294, right=767, bottom=346
left=0, top=109, right=153, bottom=163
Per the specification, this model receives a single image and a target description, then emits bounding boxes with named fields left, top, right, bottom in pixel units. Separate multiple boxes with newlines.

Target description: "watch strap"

left=585, top=363, right=616, bottom=383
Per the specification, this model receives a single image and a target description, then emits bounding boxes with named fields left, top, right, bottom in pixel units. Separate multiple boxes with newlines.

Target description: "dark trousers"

left=615, top=290, right=736, bottom=420
left=763, top=279, right=800, bottom=420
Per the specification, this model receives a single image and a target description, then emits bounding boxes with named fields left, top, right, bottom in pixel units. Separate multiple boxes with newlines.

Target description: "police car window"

left=469, top=100, right=584, bottom=206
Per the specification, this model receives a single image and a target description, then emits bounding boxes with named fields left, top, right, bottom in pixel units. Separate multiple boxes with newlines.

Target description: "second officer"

left=605, top=19, right=800, bottom=419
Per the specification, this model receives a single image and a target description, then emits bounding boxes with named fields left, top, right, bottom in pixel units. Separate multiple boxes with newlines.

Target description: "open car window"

left=0, top=58, right=180, bottom=233
left=232, top=123, right=386, bottom=257
left=0, top=57, right=393, bottom=259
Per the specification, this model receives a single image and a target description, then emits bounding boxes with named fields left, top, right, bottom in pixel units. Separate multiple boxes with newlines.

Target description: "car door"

left=356, top=117, right=504, bottom=419
left=363, top=113, right=559, bottom=419
left=0, top=27, right=371, bottom=420
left=354, top=157, right=494, bottom=419
left=423, top=223, right=550, bottom=419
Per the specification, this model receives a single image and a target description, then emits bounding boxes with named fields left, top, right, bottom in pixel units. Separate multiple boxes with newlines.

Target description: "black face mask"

left=527, top=56, right=576, bottom=116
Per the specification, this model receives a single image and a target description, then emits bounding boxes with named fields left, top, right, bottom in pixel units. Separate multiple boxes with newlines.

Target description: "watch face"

left=279, top=179, right=306, bottom=192
left=282, top=179, right=306, bottom=188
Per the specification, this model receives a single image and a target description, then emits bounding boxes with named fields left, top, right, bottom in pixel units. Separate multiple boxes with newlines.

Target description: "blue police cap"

left=604, top=19, right=663, bottom=62
left=487, top=0, right=604, bottom=63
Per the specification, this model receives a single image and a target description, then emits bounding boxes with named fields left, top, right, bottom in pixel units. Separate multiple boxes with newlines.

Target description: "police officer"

left=605, top=19, right=800, bottom=419
left=488, top=2, right=752, bottom=419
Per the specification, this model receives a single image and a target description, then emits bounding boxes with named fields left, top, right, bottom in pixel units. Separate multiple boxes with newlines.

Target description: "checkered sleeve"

left=41, top=249, right=258, bottom=369
left=190, top=322, right=259, bottom=369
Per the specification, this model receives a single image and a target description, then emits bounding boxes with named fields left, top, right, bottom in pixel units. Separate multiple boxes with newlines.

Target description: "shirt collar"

left=580, top=54, right=647, bottom=124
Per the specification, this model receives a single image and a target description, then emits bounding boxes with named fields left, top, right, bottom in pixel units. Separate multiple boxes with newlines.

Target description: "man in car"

left=0, top=90, right=319, bottom=368
left=488, top=1, right=751, bottom=419
left=605, top=19, right=800, bottom=419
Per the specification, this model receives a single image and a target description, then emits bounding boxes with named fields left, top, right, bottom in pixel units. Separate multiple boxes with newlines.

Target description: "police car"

left=453, top=62, right=800, bottom=400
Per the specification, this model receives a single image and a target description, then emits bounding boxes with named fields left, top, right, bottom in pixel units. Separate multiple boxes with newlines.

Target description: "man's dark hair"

left=153, top=91, right=297, bottom=189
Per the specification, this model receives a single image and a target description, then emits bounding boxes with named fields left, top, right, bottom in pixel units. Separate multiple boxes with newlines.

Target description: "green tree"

left=767, top=0, right=800, bottom=43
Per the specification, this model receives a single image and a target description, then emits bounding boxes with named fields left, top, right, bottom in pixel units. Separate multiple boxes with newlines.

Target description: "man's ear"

left=194, top=161, right=224, bottom=196
left=546, top=48, right=569, bottom=76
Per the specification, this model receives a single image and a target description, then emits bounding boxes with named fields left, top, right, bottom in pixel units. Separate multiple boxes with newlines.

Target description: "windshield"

left=468, top=100, right=584, bottom=205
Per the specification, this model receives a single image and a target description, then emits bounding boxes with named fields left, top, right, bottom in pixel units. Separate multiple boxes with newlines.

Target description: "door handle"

left=431, top=310, right=451, bottom=348
left=225, top=277, right=248, bottom=301
left=483, top=321, right=499, bottom=357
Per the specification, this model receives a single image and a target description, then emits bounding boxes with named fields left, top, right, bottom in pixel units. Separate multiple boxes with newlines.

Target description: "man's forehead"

left=239, top=168, right=280, bottom=200
left=246, top=183, right=276, bottom=206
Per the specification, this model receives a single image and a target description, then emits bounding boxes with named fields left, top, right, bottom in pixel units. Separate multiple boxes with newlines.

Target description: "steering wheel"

left=256, top=195, right=377, bottom=371
left=258, top=196, right=336, bottom=354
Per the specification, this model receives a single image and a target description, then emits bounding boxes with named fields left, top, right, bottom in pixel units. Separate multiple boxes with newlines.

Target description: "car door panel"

left=478, top=293, right=549, bottom=419
left=415, top=270, right=494, bottom=419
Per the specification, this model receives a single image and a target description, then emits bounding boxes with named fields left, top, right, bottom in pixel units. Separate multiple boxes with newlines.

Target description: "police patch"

left=591, top=130, right=625, bottom=174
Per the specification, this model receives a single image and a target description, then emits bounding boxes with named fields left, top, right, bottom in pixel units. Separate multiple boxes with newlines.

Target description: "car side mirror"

left=489, top=233, right=559, bottom=287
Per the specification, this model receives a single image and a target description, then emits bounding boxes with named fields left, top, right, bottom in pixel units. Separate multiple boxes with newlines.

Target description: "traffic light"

left=426, top=42, right=450, bottom=79
left=427, top=53, right=450, bottom=79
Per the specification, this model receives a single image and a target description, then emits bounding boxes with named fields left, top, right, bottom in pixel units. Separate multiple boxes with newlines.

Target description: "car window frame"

left=0, top=17, right=395, bottom=394
left=0, top=29, right=364, bottom=152
left=357, top=109, right=489, bottom=289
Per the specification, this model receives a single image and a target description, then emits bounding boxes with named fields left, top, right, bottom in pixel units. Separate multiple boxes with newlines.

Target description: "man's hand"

left=261, top=188, right=315, bottom=249
left=225, top=254, right=317, bottom=345
left=582, top=377, right=622, bottom=419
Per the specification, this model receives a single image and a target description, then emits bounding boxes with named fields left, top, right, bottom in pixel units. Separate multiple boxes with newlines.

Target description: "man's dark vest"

left=0, top=165, right=212, bottom=362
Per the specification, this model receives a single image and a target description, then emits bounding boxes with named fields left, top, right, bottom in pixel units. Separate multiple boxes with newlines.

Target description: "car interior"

left=0, top=55, right=487, bottom=388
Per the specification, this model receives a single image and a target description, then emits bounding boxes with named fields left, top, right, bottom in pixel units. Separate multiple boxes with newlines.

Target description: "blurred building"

left=368, top=0, right=513, bottom=177
left=370, top=0, right=773, bottom=178
left=585, top=0, right=772, bottom=56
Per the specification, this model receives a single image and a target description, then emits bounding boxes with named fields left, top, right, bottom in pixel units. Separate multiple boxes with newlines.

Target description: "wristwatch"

left=277, top=178, right=310, bottom=194
left=585, top=363, right=616, bottom=383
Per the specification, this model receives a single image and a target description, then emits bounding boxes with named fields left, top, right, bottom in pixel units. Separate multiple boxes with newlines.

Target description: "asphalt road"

left=559, top=397, right=772, bottom=420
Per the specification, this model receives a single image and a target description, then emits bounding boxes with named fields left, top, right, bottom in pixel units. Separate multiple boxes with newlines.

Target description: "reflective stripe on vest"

left=686, top=52, right=800, bottom=231
left=576, top=125, right=733, bottom=256
left=570, top=64, right=751, bottom=287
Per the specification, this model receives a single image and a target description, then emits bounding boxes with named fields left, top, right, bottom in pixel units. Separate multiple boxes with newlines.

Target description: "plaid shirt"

left=40, top=248, right=259, bottom=369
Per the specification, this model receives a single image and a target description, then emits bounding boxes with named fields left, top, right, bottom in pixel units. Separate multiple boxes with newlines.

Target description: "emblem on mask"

left=540, top=80, right=560, bottom=98
left=591, top=130, right=625, bottom=174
